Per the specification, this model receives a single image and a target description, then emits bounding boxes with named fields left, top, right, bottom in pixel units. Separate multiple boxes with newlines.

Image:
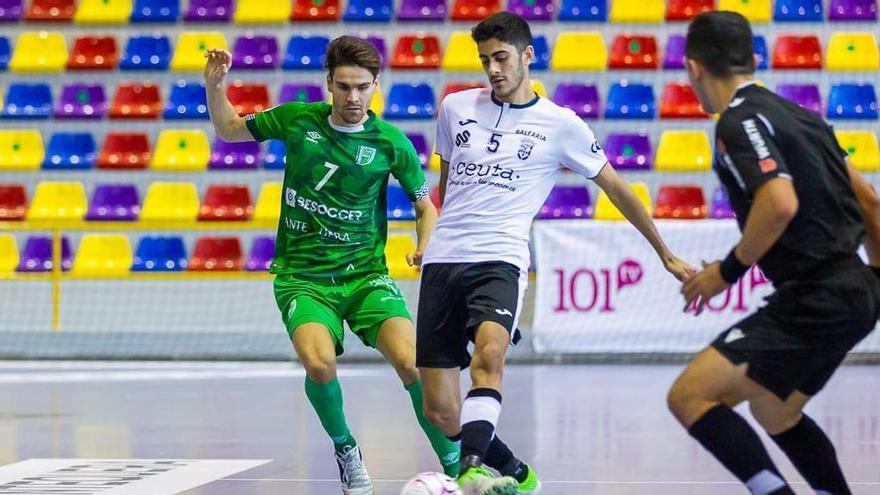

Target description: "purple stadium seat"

left=777, top=84, right=822, bottom=115
left=829, top=0, right=877, bottom=20
left=18, top=236, right=72, bottom=272
left=0, top=0, right=23, bottom=21
left=54, top=83, right=107, bottom=120
left=232, top=35, right=279, bottom=70
left=364, top=36, right=388, bottom=68
left=209, top=140, right=261, bottom=170
left=245, top=236, right=275, bottom=272
left=397, top=0, right=446, bottom=20
left=710, top=186, right=735, bottom=219
left=604, top=133, right=652, bottom=170
left=406, top=132, right=429, bottom=169
left=664, top=34, right=686, bottom=70
left=553, top=83, right=600, bottom=119
left=539, top=186, right=592, bottom=219
left=86, top=184, right=140, bottom=221
left=184, top=0, right=232, bottom=21
left=278, top=83, right=323, bottom=103
left=508, top=0, right=555, bottom=20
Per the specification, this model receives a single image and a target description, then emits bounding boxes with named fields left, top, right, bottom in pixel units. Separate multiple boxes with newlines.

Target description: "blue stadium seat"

left=773, top=0, right=823, bottom=21
left=558, top=0, right=607, bottom=21
left=263, top=140, right=286, bottom=170
left=43, top=133, right=97, bottom=170
left=131, top=0, right=179, bottom=22
left=0, top=37, right=9, bottom=70
left=2, top=83, right=52, bottom=119
left=753, top=35, right=769, bottom=70
left=827, top=83, right=878, bottom=120
left=387, top=184, right=415, bottom=220
left=604, top=82, right=655, bottom=120
left=132, top=236, right=188, bottom=272
left=384, top=83, right=435, bottom=120
left=283, top=35, right=330, bottom=70
left=532, top=35, right=550, bottom=71
left=343, top=0, right=393, bottom=21
left=164, top=81, right=208, bottom=120
left=120, top=35, right=171, bottom=71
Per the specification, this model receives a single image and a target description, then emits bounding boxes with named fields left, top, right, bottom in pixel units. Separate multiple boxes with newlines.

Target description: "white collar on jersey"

left=490, top=90, right=541, bottom=109
left=327, top=115, right=365, bottom=133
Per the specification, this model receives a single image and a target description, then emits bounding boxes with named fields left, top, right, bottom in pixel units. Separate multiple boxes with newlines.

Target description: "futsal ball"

left=400, top=472, right=462, bottom=495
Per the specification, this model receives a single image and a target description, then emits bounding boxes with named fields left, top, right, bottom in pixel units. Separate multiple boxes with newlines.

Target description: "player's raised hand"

left=663, top=254, right=697, bottom=282
left=204, top=48, right=231, bottom=87
left=681, top=260, right=727, bottom=316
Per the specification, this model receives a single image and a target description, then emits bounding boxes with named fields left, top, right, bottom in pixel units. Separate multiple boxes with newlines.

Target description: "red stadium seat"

left=451, top=0, right=501, bottom=20
left=190, top=237, right=244, bottom=271
left=290, top=0, right=341, bottom=21
left=773, top=35, right=823, bottom=69
left=25, top=0, right=75, bottom=21
left=227, top=82, right=271, bottom=117
left=441, top=82, right=486, bottom=103
left=97, top=132, right=151, bottom=169
left=0, top=185, right=27, bottom=220
left=608, top=34, right=658, bottom=70
left=430, top=185, right=442, bottom=210
left=659, top=82, right=708, bottom=119
left=67, top=35, right=119, bottom=70
left=110, top=83, right=162, bottom=120
left=391, top=34, right=442, bottom=69
left=198, top=185, right=253, bottom=221
left=654, top=185, right=707, bottom=219
left=666, top=0, right=714, bottom=20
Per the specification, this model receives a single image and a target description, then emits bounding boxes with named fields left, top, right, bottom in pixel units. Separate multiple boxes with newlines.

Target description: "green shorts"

left=273, top=271, right=412, bottom=356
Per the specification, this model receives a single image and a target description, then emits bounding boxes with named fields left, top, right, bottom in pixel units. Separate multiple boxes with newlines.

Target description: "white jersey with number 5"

left=423, top=88, right=609, bottom=271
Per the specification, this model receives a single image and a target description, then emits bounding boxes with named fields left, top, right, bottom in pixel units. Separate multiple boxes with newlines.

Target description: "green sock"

left=304, top=376, right=357, bottom=453
left=405, top=380, right=461, bottom=477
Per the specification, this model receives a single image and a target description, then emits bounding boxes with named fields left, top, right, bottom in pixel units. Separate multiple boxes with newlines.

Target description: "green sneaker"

left=457, top=464, right=518, bottom=495
left=515, top=464, right=541, bottom=494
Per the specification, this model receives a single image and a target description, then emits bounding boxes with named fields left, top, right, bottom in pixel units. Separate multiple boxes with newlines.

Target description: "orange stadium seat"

left=98, top=132, right=150, bottom=169
left=67, top=35, right=119, bottom=70
left=109, top=83, right=162, bottom=120
left=198, top=185, right=254, bottom=221
left=654, top=185, right=707, bottom=219
left=608, top=34, right=658, bottom=69
left=227, top=82, right=271, bottom=116
left=189, top=237, right=244, bottom=271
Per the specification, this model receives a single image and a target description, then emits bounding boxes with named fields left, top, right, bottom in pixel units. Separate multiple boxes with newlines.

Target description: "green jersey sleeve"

left=389, top=135, right=429, bottom=203
left=245, top=102, right=309, bottom=142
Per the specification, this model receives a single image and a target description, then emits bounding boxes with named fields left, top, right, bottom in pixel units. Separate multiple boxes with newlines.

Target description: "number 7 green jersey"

left=245, top=102, right=428, bottom=279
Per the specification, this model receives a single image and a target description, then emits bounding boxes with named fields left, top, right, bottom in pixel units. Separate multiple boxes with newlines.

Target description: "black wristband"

left=719, top=248, right=749, bottom=284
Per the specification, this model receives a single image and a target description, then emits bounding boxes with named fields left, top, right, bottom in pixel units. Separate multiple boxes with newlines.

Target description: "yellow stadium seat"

left=442, top=32, right=482, bottom=72
left=386, top=235, right=419, bottom=280
left=27, top=182, right=87, bottom=221
left=0, top=130, right=44, bottom=171
left=9, top=32, right=67, bottom=73
left=72, top=234, right=132, bottom=277
left=531, top=80, right=547, bottom=98
left=0, top=234, right=19, bottom=273
left=836, top=131, right=880, bottom=171
left=594, top=182, right=652, bottom=221
left=826, top=33, right=880, bottom=72
left=550, top=33, right=606, bottom=71
left=655, top=130, right=712, bottom=172
left=234, top=0, right=289, bottom=23
left=254, top=182, right=282, bottom=221
left=74, top=0, right=132, bottom=24
left=718, top=0, right=771, bottom=23
left=430, top=150, right=442, bottom=172
left=140, top=182, right=200, bottom=221
left=171, top=32, right=228, bottom=72
left=610, top=0, right=665, bottom=23
left=151, top=130, right=209, bottom=171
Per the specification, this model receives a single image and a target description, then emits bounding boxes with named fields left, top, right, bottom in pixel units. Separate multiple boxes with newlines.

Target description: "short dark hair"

left=471, top=12, right=533, bottom=53
left=686, top=11, right=755, bottom=77
left=325, top=35, right=381, bottom=78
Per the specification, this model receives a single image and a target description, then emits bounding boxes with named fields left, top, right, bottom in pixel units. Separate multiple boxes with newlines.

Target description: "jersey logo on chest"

left=355, top=145, right=376, bottom=166
left=517, top=138, right=535, bottom=160
left=306, top=131, right=323, bottom=145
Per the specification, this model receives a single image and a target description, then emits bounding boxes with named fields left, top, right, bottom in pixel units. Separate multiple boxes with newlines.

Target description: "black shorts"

left=712, top=256, right=880, bottom=400
left=416, top=261, right=526, bottom=369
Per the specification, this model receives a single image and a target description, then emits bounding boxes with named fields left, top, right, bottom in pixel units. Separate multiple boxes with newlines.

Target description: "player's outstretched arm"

left=846, top=161, right=880, bottom=269
left=204, top=49, right=253, bottom=143
left=408, top=197, right=439, bottom=267
left=592, top=165, right=695, bottom=281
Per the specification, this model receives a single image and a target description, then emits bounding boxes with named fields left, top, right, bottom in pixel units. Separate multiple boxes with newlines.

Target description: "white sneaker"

left=335, top=445, right=373, bottom=495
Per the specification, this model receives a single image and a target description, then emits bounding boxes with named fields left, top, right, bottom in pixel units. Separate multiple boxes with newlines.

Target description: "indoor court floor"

left=0, top=361, right=878, bottom=495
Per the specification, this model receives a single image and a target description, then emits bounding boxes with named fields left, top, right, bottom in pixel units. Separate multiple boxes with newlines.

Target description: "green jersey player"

left=204, top=36, right=459, bottom=495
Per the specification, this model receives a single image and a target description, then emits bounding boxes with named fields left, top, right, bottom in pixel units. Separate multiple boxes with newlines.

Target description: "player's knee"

left=749, top=400, right=801, bottom=435
left=472, top=342, right=506, bottom=375
left=667, top=380, right=699, bottom=420
left=423, top=400, right=459, bottom=431
left=301, top=353, right=337, bottom=384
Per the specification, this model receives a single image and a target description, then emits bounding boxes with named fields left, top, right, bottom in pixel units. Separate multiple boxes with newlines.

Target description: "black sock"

left=689, top=405, right=794, bottom=495
left=771, top=414, right=852, bottom=495
left=484, top=436, right=528, bottom=483
left=459, top=388, right=502, bottom=464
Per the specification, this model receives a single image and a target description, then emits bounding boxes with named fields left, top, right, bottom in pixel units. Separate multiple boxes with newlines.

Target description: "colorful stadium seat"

left=538, top=186, right=592, bottom=219
left=110, top=82, right=162, bottom=120
left=609, top=34, right=658, bottom=70
left=551, top=32, right=606, bottom=71
left=344, top=0, right=392, bottom=21
left=120, top=35, right=171, bottom=70
left=827, top=83, right=878, bottom=119
left=429, top=150, right=441, bottom=172
left=278, top=83, right=323, bottom=103
left=98, top=132, right=150, bottom=169
left=666, top=0, right=713, bottom=20
left=774, top=0, right=823, bottom=21
left=54, top=83, right=107, bottom=119
left=776, top=83, right=822, bottom=114
left=508, top=0, right=555, bottom=20
left=609, top=0, right=665, bottom=22
left=664, top=34, right=686, bottom=69
left=0, top=0, right=23, bottom=21
left=190, top=237, right=244, bottom=271
left=385, top=83, right=435, bottom=120
left=43, top=133, right=96, bottom=170
left=604, top=133, right=652, bottom=170
left=263, top=140, right=286, bottom=170
left=232, top=35, right=279, bottom=70
left=171, top=32, right=227, bottom=72
left=2, top=83, right=52, bottom=119
left=209, top=140, right=261, bottom=170
left=835, top=130, right=880, bottom=171
left=655, top=130, right=712, bottom=172
left=86, top=184, right=140, bottom=221
left=18, top=236, right=72, bottom=272
left=387, top=183, right=415, bottom=220
left=406, top=132, right=430, bottom=168
left=718, top=0, right=771, bottom=22
left=132, top=236, right=188, bottom=271
left=594, top=182, right=651, bottom=220
left=826, top=32, right=880, bottom=71
left=74, top=0, right=132, bottom=23
left=68, top=35, right=119, bottom=70
left=450, top=0, right=500, bottom=20
left=254, top=182, right=282, bottom=220
left=531, top=80, right=548, bottom=98
left=659, top=82, right=707, bottom=119
left=140, top=182, right=200, bottom=221
left=245, top=237, right=275, bottom=272
left=0, top=37, right=9, bottom=70
left=0, top=234, right=17, bottom=273
left=291, top=0, right=340, bottom=21
left=654, top=185, right=707, bottom=219
left=72, top=234, right=132, bottom=277
left=753, top=35, right=769, bottom=70
left=385, top=234, right=418, bottom=279
left=152, top=130, right=210, bottom=171
left=0, top=184, right=26, bottom=220
left=25, top=0, right=74, bottom=21
left=554, top=83, right=600, bottom=119
left=131, top=0, right=179, bottom=22
left=441, top=82, right=486, bottom=103
left=430, top=184, right=441, bottom=209
left=164, top=81, right=207, bottom=119
left=558, top=0, right=606, bottom=20
left=397, top=0, right=446, bottom=20
left=528, top=36, right=549, bottom=71
left=227, top=82, right=271, bottom=116
left=391, top=34, right=442, bottom=69
left=773, top=35, right=823, bottom=69
left=710, top=185, right=735, bottom=219
left=442, top=32, right=481, bottom=71
left=234, top=0, right=289, bottom=23
left=829, top=0, right=877, bottom=20
left=183, top=0, right=231, bottom=21
left=605, top=82, right=655, bottom=119
left=199, top=185, right=253, bottom=221
left=0, top=130, right=44, bottom=170
left=364, top=35, right=388, bottom=68
left=283, top=35, right=329, bottom=70
left=27, top=181, right=87, bottom=220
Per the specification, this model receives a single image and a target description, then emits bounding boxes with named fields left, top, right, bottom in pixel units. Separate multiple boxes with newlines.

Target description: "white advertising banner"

left=532, top=220, right=880, bottom=354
